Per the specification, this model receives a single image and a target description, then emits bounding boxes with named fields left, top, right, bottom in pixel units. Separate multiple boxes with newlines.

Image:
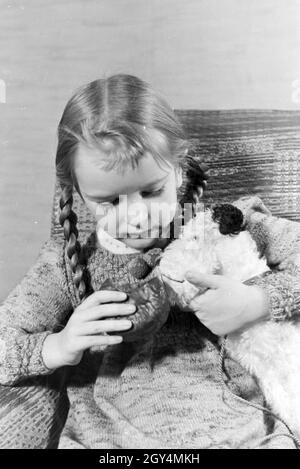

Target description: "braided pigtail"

left=59, top=185, right=88, bottom=302
left=191, top=179, right=208, bottom=218
left=179, top=154, right=209, bottom=218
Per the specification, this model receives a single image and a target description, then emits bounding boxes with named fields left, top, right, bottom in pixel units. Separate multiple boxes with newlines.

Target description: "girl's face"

left=74, top=143, right=183, bottom=252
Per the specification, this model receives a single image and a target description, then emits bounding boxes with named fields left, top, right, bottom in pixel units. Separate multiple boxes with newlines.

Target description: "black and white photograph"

left=0, top=0, right=300, bottom=452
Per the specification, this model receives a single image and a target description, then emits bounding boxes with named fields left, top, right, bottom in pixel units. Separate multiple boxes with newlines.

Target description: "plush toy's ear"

left=211, top=203, right=245, bottom=235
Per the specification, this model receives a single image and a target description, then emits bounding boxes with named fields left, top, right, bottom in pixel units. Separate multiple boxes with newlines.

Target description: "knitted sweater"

left=1, top=195, right=300, bottom=449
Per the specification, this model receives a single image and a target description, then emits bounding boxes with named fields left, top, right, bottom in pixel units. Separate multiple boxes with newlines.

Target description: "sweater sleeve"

left=232, top=195, right=300, bottom=321
left=0, top=238, right=73, bottom=385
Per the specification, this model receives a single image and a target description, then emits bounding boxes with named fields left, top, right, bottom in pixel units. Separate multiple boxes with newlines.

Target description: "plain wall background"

left=1, top=0, right=300, bottom=300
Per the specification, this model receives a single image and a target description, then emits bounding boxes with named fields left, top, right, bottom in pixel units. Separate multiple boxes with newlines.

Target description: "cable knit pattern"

left=245, top=266, right=300, bottom=321
left=0, top=238, right=73, bottom=385
left=232, top=196, right=300, bottom=321
left=0, top=328, right=53, bottom=384
left=0, top=369, right=69, bottom=449
left=1, top=196, right=300, bottom=448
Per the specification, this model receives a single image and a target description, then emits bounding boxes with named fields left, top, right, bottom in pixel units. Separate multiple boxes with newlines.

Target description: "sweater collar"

left=96, top=226, right=142, bottom=255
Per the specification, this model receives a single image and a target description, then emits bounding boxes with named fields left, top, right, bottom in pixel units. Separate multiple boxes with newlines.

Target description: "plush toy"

left=158, top=203, right=300, bottom=438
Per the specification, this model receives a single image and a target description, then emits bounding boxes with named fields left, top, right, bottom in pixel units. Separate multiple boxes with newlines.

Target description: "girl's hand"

left=42, top=290, right=136, bottom=369
left=184, top=271, right=270, bottom=336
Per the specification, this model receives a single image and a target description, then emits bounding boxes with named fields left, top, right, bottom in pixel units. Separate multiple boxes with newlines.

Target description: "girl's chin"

left=119, top=236, right=171, bottom=252
left=119, top=237, right=158, bottom=250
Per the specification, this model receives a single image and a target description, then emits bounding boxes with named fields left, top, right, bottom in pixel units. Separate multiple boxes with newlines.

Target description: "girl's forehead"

left=74, top=144, right=173, bottom=197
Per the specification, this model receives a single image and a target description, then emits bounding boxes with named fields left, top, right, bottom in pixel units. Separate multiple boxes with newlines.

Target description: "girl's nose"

left=128, top=204, right=149, bottom=230
left=126, top=194, right=149, bottom=231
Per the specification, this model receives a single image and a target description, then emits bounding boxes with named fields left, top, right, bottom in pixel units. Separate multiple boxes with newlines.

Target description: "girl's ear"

left=175, top=166, right=183, bottom=188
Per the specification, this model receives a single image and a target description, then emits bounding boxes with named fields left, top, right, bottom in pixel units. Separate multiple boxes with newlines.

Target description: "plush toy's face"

left=158, top=209, right=221, bottom=310
left=158, top=204, right=270, bottom=311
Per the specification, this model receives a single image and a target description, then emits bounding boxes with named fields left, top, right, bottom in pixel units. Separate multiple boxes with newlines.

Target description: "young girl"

left=1, top=74, right=300, bottom=449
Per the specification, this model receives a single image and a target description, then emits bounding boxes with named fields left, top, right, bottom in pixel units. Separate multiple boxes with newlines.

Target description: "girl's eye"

left=111, top=197, right=120, bottom=205
left=96, top=189, right=164, bottom=205
left=142, top=188, right=165, bottom=198
left=99, top=197, right=119, bottom=206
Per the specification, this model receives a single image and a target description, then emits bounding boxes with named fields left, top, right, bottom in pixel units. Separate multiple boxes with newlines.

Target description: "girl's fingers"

left=79, top=335, right=124, bottom=349
left=79, top=319, right=133, bottom=336
left=78, top=303, right=137, bottom=322
left=78, top=290, right=128, bottom=311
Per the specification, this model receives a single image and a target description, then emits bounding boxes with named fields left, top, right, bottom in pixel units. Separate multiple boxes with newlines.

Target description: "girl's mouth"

left=127, top=232, right=152, bottom=239
left=127, top=226, right=164, bottom=239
